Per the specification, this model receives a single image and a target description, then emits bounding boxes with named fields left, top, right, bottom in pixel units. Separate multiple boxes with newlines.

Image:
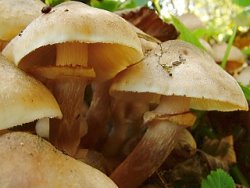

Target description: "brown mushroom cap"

left=2, top=1, right=143, bottom=80
left=0, top=55, right=62, bottom=130
left=0, top=132, right=117, bottom=188
left=110, top=40, right=248, bottom=111
left=0, top=0, right=45, bottom=41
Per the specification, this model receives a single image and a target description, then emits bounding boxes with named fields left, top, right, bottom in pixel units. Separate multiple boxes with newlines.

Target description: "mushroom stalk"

left=48, top=42, right=90, bottom=156
left=102, top=99, right=148, bottom=157
left=50, top=78, right=88, bottom=155
left=81, top=81, right=112, bottom=149
left=110, top=96, right=195, bottom=188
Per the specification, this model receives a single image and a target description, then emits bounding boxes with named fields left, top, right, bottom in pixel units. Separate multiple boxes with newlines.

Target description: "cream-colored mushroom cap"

left=2, top=1, right=143, bottom=80
left=0, top=0, right=45, bottom=41
left=212, top=43, right=245, bottom=63
left=111, top=40, right=248, bottom=111
left=0, top=55, right=62, bottom=130
left=0, top=132, right=117, bottom=188
left=178, top=13, right=204, bottom=31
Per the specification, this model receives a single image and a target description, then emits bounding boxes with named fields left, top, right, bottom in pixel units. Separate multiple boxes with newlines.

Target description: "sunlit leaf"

left=171, top=15, right=205, bottom=50
left=90, top=0, right=120, bottom=11
left=232, top=0, right=250, bottom=7
left=134, top=0, right=148, bottom=6
left=242, top=47, right=250, bottom=55
left=45, top=0, right=67, bottom=6
left=201, top=169, right=235, bottom=188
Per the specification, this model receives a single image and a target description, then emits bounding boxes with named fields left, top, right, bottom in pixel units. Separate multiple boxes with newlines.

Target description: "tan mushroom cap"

left=110, top=40, right=248, bottom=111
left=0, top=132, right=117, bottom=188
left=212, top=43, right=245, bottom=63
left=0, top=55, right=62, bottom=130
left=178, top=13, right=204, bottom=31
left=0, top=0, right=45, bottom=41
left=2, top=1, right=143, bottom=80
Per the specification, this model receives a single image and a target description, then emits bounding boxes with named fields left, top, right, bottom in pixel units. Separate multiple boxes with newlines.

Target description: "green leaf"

left=220, top=26, right=237, bottom=69
left=201, top=169, right=235, bottom=188
left=134, top=0, right=148, bottom=6
left=239, top=83, right=250, bottom=100
left=232, top=0, right=250, bottom=7
left=193, top=28, right=218, bottom=39
left=45, top=0, right=68, bottom=6
left=242, top=47, right=250, bottom=56
left=90, top=0, right=120, bottom=11
left=170, top=15, right=205, bottom=50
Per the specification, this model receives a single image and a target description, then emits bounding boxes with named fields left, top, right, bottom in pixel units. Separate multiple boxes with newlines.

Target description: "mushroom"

left=212, top=43, right=246, bottom=74
left=236, top=66, right=250, bottom=86
left=2, top=1, right=143, bottom=155
left=0, top=54, right=62, bottom=130
left=0, top=0, right=45, bottom=51
left=0, top=132, right=117, bottom=188
left=109, top=40, right=248, bottom=187
left=178, top=13, right=204, bottom=31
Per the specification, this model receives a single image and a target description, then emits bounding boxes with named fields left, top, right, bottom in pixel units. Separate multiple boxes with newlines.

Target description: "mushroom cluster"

left=0, top=1, right=249, bottom=187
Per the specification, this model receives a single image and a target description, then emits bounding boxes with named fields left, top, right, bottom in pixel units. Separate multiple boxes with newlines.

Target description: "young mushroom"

left=212, top=43, right=246, bottom=74
left=0, top=54, right=61, bottom=131
left=0, top=0, right=45, bottom=51
left=2, top=1, right=143, bottom=156
left=0, top=132, right=117, bottom=188
left=109, top=40, right=248, bottom=188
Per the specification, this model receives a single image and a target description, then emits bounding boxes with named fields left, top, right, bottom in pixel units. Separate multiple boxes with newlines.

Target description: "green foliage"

left=232, top=0, right=250, bottom=7
left=170, top=15, right=205, bottom=50
left=90, top=0, right=148, bottom=11
left=201, top=169, right=235, bottom=188
left=242, top=47, right=250, bottom=56
left=239, top=83, right=250, bottom=100
left=220, top=26, right=238, bottom=69
left=45, top=0, right=68, bottom=6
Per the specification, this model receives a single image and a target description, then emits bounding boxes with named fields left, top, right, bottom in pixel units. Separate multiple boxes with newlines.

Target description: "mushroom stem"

left=110, top=120, right=183, bottom=188
left=35, top=117, right=50, bottom=138
left=50, top=78, right=88, bottom=156
left=102, top=99, right=148, bottom=157
left=81, top=81, right=112, bottom=149
left=49, top=42, right=90, bottom=156
left=110, top=96, right=194, bottom=188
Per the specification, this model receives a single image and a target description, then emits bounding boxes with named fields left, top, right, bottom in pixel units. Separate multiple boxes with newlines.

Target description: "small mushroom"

left=0, top=0, right=45, bottom=51
left=0, top=132, right=117, bottom=188
left=212, top=43, right=246, bottom=74
left=236, top=66, right=250, bottom=86
left=2, top=1, right=143, bottom=155
left=0, top=54, right=61, bottom=130
left=178, top=13, right=204, bottom=31
left=109, top=40, right=248, bottom=188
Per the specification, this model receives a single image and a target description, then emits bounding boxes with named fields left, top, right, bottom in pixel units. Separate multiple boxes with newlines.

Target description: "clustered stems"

left=102, top=99, right=149, bottom=157
left=110, top=120, right=184, bottom=188
left=110, top=96, right=192, bottom=187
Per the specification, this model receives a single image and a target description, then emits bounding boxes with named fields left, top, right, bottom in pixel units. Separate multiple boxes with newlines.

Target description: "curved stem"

left=50, top=78, right=88, bottom=156
left=110, top=120, right=183, bottom=188
left=110, top=96, right=193, bottom=187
